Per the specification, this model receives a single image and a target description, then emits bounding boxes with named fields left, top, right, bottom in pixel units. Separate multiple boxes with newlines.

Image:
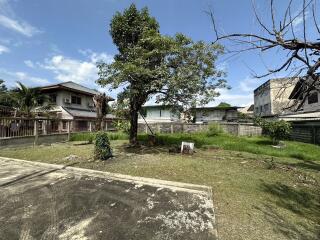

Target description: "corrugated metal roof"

left=63, top=107, right=116, bottom=119
left=279, top=111, right=320, bottom=121
left=59, top=82, right=99, bottom=95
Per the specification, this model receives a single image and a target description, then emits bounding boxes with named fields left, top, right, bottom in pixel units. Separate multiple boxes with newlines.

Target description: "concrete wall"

left=0, top=133, right=69, bottom=148
left=138, top=122, right=262, bottom=136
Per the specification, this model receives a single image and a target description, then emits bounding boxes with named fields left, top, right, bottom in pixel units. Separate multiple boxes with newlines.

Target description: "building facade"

left=254, top=78, right=298, bottom=117
left=193, top=107, right=239, bottom=123
left=139, top=105, right=180, bottom=123
left=39, top=81, right=115, bottom=132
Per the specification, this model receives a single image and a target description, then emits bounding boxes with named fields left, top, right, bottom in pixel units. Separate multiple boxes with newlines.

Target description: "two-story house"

left=39, top=81, right=114, bottom=132
left=254, top=77, right=298, bottom=117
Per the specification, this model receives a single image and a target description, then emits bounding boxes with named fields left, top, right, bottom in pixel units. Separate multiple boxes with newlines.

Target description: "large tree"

left=97, top=4, right=227, bottom=145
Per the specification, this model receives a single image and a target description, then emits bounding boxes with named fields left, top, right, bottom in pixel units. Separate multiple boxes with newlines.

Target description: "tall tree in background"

left=0, top=79, right=15, bottom=107
left=97, top=4, right=227, bottom=145
left=210, top=0, right=320, bottom=110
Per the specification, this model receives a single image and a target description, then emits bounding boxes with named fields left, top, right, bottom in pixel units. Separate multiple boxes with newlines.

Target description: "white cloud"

left=239, top=77, right=259, bottom=92
left=214, top=89, right=253, bottom=107
left=0, top=68, right=50, bottom=87
left=24, top=60, right=35, bottom=68
left=0, top=15, right=40, bottom=37
left=39, top=51, right=114, bottom=85
left=292, top=10, right=310, bottom=31
left=0, top=0, right=41, bottom=37
left=0, top=44, right=9, bottom=54
left=204, top=76, right=260, bottom=107
left=79, top=49, right=114, bottom=63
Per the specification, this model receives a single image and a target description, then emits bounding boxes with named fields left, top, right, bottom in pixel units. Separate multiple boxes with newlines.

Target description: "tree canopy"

left=217, top=102, right=231, bottom=108
left=97, top=4, right=227, bottom=145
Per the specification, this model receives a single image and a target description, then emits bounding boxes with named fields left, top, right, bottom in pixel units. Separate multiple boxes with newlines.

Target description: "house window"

left=263, top=104, right=269, bottom=112
left=71, top=96, right=81, bottom=105
left=308, top=92, right=318, bottom=104
left=49, top=94, right=57, bottom=103
left=62, top=121, right=68, bottom=130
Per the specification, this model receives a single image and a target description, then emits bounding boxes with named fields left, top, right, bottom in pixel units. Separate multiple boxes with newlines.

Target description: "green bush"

left=255, top=118, right=291, bottom=144
left=94, top=132, right=113, bottom=160
left=207, top=122, right=224, bottom=136
left=114, top=120, right=130, bottom=133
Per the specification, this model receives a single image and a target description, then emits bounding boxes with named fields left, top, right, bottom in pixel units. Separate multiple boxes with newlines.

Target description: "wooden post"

left=67, top=121, right=71, bottom=141
left=58, top=120, right=62, bottom=133
left=34, top=120, right=38, bottom=146
left=42, top=120, right=47, bottom=135
left=89, top=121, right=92, bottom=132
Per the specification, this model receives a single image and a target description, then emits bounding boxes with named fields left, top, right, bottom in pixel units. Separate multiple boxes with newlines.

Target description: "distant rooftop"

left=39, top=81, right=107, bottom=97
left=253, top=77, right=299, bottom=94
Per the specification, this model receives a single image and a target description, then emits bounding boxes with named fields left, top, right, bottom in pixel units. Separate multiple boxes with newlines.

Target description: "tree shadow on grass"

left=255, top=182, right=320, bottom=239
left=114, top=143, right=173, bottom=156
left=290, top=160, right=320, bottom=172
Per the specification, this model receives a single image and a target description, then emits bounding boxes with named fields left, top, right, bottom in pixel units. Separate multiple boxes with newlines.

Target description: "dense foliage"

left=0, top=80, right=53, bottom=116
left=94, top=132, right=113, bottom=160
left=216, top=102, right=231, bottom=108
left=207, top=122, right=224, bottom=136
left=255, top=118, right=292, bottom=144
left=97, top=4, right=227, bottom=145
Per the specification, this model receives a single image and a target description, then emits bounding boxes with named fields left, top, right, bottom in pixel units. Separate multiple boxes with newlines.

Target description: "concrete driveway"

left=0, top=157, right=217, bottom=240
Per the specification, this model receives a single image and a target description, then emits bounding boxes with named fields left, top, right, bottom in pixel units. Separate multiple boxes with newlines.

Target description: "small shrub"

left=94, top=132, right=112, bottom=160
left=114, top=120, right=130, bottom=133
left=255, top=118, right=291, bottom=144
left=207, top=122, right=224, bottom=136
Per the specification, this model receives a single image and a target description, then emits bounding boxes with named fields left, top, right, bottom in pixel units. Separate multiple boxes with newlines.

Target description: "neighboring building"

left=238, top=104, right=254, bottom=118
left=39, top=81, right=115, bottom=131
left=279, top=76, right=320, bottom=123
left=193, top=106, right=239, bottom=123
left=254, top=77, right=298, bottom=117
left=139, top=105, right=180, bottom=123
left=287, top=77, right=320, bottom=112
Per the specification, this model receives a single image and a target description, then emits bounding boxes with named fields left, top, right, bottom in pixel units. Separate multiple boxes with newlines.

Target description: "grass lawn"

left=0, top=138, right=319, bottom=240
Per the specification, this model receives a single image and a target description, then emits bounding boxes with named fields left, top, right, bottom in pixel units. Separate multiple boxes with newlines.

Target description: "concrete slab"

left=0, top=157, right=217, bottom=240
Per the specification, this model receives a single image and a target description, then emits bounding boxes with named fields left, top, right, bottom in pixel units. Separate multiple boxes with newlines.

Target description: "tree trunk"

left=129, top=108, right=139, bottom=146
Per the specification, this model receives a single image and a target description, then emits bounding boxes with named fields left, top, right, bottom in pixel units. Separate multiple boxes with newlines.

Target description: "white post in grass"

left=67, top=121, right=71, bottom=141
left=33, top=120, right=38, bottom=146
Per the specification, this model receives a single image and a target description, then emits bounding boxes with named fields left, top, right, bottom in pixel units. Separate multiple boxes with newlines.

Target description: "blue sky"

left=0, top=0, right=314, bottom=106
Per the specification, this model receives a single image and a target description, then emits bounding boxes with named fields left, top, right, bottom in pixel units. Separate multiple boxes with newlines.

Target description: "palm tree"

left=12, top=82, right=53, bottom=117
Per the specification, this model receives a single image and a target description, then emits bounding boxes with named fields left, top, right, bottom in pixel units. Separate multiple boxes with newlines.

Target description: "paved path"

left=0, top=157, right=217, bottom=240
